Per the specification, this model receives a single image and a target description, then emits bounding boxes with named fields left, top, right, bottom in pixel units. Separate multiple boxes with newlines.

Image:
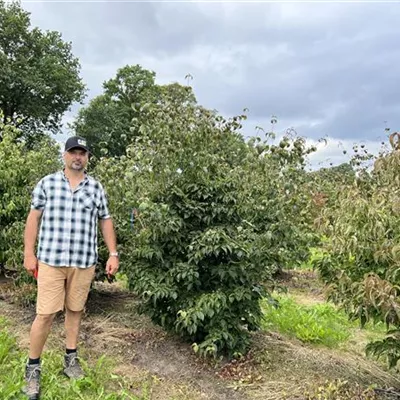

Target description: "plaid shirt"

left=31, top=170, right=110, bottom=268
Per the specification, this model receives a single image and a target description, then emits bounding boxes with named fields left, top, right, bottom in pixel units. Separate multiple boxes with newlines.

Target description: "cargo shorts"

left=36, top=262, right=96, bottom=315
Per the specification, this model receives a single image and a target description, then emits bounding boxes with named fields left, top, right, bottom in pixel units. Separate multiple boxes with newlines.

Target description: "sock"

left=28, top=357, right=40, bottom=365
left=66, top=348, right=77, bottom=355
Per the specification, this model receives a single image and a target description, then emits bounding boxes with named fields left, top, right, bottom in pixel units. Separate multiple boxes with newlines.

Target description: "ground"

left=1, top=270, right=400, bottom=400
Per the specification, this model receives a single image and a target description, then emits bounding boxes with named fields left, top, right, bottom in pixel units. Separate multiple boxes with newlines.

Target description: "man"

left=23, top=136, right=119, bottom=400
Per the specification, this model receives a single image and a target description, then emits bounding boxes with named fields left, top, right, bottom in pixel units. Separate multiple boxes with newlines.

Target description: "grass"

left=297, top=246, right=323, bottom=270
left=0, top=316, right=150, bottom=400
left=261, top=295, right=353, bottom=347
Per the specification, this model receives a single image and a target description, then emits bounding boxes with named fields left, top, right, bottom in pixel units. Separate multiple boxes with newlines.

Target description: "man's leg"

left=24, top=263, right=65, bottom=399
left=24, top=314, right=57, bottom=399
left=65, top=308, right=83, bottom=350
left=63, top=265, right=95, bottom=379
left=63, top=308, right=86, bottom=379
left=29, top=313, right=57, bottom=359
left=32, top=263, right=65, bottom=356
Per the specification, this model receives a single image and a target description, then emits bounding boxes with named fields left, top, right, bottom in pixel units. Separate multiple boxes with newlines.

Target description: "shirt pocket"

left=79, top=191, right=98, bottom=211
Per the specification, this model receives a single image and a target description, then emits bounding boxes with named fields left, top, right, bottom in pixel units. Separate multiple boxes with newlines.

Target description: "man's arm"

left=24, top=209, right=43, bottom=275
left=99, top=218, right=119, bottom=276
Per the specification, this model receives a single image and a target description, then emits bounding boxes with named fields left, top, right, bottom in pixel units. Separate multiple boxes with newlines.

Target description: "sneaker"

left=23, top=363, right=41, bottom=400
left=63, top=352, right=85, bottom=379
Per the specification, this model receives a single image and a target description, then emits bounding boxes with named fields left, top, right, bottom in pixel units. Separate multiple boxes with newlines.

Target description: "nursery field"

left=1, top=270, right=399, bottom=400
left=3, top=2, right=400, bottom=399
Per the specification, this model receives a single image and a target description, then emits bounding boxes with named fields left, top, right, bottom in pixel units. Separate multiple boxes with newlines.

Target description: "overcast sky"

left=22, top=1, right=400, bottom=168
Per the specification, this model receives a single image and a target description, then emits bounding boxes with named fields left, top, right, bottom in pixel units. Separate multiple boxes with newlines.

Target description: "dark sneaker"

left=63, top=352, right=84, bottom=379
left=23, top=363, right=41, bottom=400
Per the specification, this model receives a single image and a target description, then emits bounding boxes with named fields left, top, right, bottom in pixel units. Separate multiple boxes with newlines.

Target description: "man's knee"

left=65, top=307, right=83, bottom=315
left=35, top=313, right=56, bottom=326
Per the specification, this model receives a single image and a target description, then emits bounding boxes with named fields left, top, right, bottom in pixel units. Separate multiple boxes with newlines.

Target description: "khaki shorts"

left=36, top=262, right=96, bottom=315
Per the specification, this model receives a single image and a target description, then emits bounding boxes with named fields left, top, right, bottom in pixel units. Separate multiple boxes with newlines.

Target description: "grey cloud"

left=22, top=1, right=400, bottom=143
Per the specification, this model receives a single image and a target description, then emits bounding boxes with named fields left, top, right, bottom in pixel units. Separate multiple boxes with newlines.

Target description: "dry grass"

left=245, top=331, right=400, bottom=399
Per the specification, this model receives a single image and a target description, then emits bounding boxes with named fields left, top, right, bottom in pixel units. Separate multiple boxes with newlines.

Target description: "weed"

left=115, top=272, right=129, bottom=290
left=0, top=317, right=150, bottom=400
left=261, top=296, right=352, bottom=347
left=304, top=379, right=378, bottom=400
left=298, top=247, right=323, bottom=270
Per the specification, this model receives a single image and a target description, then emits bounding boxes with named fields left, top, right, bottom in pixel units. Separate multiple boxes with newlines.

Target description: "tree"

left=311, top=162, right=355, bottom=184
left=312, top=136, right=400, bottom=368
left=94, top=90, right=317, bottom=357
left=307, top=162, right=356, bottom=213
left=94, top=102, right=267, bottom=357
left=0, top=111, right=61, bottom=278
left=243, top=133, right=319, bottom=274
left=73, top=65, right=196, bottom=160
left=0, top=0, right=85, bottom=143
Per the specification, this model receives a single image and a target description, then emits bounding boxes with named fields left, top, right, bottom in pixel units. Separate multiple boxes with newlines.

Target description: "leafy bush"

left=96, top=103, right=270, bottom=357
left=313, top=136, right=400, bottom=367
left=94, top=88, right=318, bottom=357
left=0, top=115, right=61, bottom=279
left=262, top=296, right=352, bottom=347
left=242, top=132, right=319, bottom=273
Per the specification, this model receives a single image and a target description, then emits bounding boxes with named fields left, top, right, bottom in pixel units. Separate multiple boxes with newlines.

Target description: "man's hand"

left=100, top=218, right=118, bottom=279
left=24, top=255, right=38, bottom=276
left=24, top=209, right=42, bottom=277
left=105, top=256, right=119, bottom=277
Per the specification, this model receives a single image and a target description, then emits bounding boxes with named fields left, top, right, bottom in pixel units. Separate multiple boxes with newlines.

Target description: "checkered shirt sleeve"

left=31, top=179, right=47, bottom=210
left=97, top=182, right=110, bottom=220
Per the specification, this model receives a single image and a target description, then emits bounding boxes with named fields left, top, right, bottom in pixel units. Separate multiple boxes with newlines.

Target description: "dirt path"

left=2, top=273, right=400, bottom=400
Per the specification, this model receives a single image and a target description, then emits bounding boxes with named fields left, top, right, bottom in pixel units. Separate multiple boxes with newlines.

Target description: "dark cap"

left=65, top=136, right=90, bottom=153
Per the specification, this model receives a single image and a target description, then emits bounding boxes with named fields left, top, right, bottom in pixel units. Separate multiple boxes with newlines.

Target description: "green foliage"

left=94, top=87, right=317, bottom=357
left=73, top=65, right=156, bottom=160
left=96, top=104, right=268, bottom=357
left=313, top=140, right=400, bottom=367
left=243, top=131, right=319, bottom=272
left=262, top=296, right=352, bottom=347
left=308, top=162, right=356, bottom=213
left=73, top=64, right=196, bottom=160
left=0, top=318, right=23, bottom=399
left=0, top=0, right=85, bottom=142
left=366, top=330, right=400, bottom=369
left=0, top=114, right=61, bottom=275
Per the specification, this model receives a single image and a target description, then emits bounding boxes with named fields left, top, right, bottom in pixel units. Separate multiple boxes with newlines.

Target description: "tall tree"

left=73, top=64, right=196, bottom=160
left=0, top=0, right=85, bottom=142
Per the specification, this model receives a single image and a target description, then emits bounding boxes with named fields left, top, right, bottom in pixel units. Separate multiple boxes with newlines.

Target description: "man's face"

left=64, top=148, right=89, bottom=171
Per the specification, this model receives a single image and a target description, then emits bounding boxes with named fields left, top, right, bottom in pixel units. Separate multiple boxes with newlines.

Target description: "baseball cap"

left=65, top=136, right=90, bottom=153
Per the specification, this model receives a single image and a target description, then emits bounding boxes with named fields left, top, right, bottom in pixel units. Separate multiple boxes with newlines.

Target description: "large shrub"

left=0, top=116, right=61, bottom=277
left=95, top=91, right=317, bottom=357
left=242, top=132, right=319, bottom=273
left=313, top=137, right=400, bottom=367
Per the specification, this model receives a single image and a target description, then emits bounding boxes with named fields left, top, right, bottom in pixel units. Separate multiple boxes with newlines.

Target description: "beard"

left=71, top=161, right=84, bottom=170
